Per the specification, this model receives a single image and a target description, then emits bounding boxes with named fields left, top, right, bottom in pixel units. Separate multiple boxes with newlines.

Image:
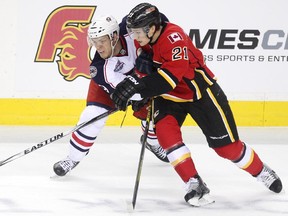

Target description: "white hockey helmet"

left=88, top=15, right=119, bottom=40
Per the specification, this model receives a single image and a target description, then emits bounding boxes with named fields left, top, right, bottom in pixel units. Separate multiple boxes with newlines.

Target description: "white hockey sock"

left=68, top=106, right=108, bottom=161
left=141, top=120, right=159, bottom=146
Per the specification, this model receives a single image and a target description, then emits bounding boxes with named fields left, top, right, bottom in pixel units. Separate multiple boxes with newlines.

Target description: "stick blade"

left=126, top=200, right=134, bottom=213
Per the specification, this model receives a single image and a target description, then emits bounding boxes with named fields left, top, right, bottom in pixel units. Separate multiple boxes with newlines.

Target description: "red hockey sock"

left=156, top=115, right=197, bottom=182
left=155, top=115, right=183, bottom=150
left=173, top=157, right=198, bottom=182
left=213, top=140, right=263, bottom=176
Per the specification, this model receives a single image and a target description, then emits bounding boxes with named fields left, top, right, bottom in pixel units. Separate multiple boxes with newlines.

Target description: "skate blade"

left=187, top=194, right=215, bottom=207
left=50, top=171, right=70, bottom=179
left=50, top=174, right=62, bottom=179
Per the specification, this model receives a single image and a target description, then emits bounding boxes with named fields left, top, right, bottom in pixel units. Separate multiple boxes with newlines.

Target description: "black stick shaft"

left=132, top=102, right=152, bottom=209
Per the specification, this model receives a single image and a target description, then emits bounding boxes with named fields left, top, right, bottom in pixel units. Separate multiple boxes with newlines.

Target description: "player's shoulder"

left=119, top=33, right=136, bottom=55
left=119, top=15, right=128, bottom=35
left=158, top=22, right=187, bottom=45
left=165, top=22, right=184, bottom=32
left=162, top=22, right=186, bottom=37
left=91, top=52, right=105, bottom=68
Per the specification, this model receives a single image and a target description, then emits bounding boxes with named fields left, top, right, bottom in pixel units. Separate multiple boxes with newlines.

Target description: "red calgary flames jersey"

left=150, top=22, right=216, bottom=102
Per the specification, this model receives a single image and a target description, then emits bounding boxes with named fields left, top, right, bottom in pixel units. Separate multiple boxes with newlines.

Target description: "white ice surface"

left=0, top=126, right=287, bottom=216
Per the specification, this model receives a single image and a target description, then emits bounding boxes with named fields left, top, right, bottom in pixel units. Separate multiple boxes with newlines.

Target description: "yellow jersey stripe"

left=195, top=68, right=215, bottom=85
left=157, top=68, right=177, bottom=89
left=191, top=80, right=202, bottom=99
left=160, top=94, right=193, bottom=102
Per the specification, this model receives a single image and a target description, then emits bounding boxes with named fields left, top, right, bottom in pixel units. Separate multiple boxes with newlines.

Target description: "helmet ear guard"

left=87, top=36, right=94, bottom=47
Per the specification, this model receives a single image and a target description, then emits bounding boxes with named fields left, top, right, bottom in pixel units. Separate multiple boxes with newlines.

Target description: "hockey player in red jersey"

left=53, top=14, right=170, bottom=177
left=112, top=3, right=283, bottom=206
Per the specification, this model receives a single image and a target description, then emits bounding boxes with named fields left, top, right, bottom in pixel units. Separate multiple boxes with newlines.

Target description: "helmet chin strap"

left=146, top=27, right=156, bottom=45
left=109, top=36, right=119, bottom=58
left=147, top=35, right=153, bottom=44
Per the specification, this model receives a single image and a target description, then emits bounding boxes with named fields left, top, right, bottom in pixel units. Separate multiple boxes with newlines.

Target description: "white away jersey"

left=89, top=34, right=137, bottom=94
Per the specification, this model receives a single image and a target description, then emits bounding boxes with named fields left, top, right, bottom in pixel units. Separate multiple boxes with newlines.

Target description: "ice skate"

left=184, top=175, right=215, bottom=207
left=257, top=163, right=282, bottom=193
left=140, top=135, right=169, bottom=163
left=53, top=157, right=79, bottom=176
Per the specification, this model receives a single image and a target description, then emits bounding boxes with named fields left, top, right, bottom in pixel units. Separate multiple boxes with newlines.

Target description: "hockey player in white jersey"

left=53, top=15, right=169, bottom=176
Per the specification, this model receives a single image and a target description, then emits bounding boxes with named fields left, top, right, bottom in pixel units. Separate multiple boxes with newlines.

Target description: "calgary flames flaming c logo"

left=34, top=6, right=96, bottom=81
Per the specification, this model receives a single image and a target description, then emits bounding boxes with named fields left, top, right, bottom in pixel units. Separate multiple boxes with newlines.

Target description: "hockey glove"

left=135, top=51, right=154, bottom=75
left=112, top=75, right=145, bottom=111
left=133, top=101, right=150, bottom=120
left=131, top=97, right=150, bottom=112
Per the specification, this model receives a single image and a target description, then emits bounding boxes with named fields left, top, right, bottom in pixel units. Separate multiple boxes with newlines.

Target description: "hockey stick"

left=131, top=100, right=153, bottom=209
left=0, top=108, right=117, bottom=167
